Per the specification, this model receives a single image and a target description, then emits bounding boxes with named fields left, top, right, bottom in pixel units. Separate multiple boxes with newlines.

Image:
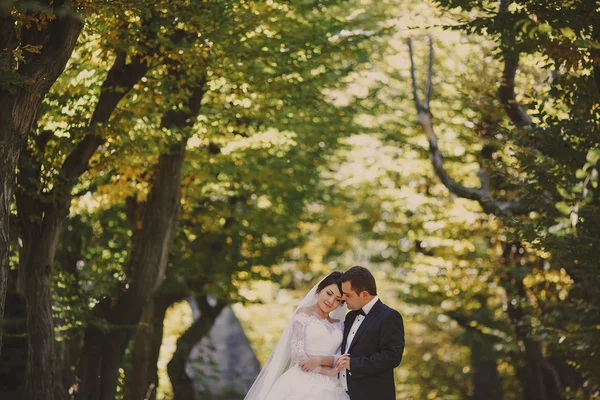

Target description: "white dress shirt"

left=340, top=296, right=379, bottom=391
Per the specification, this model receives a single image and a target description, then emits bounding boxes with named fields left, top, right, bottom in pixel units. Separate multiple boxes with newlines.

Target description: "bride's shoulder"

left=296, top=306, right=314, bottom=314
left=294, top=306, right=317, bottom=320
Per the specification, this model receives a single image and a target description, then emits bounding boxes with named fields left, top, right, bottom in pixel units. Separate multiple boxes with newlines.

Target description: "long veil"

left=244, top=276, right=347, bottom=400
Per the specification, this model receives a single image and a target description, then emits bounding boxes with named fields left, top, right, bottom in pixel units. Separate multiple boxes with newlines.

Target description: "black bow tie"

left=357, top=309, right=366, bottom=317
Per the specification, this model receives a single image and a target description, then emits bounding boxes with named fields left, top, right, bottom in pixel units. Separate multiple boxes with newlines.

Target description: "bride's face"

left=317, top=284, right=344, bottom=314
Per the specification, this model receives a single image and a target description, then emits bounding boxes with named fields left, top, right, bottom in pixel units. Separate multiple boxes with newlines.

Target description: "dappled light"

left=0, top=0, right=598, bottom=399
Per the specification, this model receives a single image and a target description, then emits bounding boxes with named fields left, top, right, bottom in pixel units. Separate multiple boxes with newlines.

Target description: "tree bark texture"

left=0, top=5, right=82, bottom=368
left=0, top=151, right=18, bottom=360
left=0, top=4, right=83, bottom=399
left=168, top=296, right=226, bottom=400
left=20, top=212, right=63, bottom=400
left=0, top=269, right=27, bottom=394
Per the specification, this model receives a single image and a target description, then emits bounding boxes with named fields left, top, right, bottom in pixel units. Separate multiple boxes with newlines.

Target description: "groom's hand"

left=335, top=354, right=351, bottom=370
left=299, top=357, right=322, bottom=372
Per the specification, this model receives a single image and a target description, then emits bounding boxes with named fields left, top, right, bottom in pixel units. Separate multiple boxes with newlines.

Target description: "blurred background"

left=0, top=0, right=598, bottom=399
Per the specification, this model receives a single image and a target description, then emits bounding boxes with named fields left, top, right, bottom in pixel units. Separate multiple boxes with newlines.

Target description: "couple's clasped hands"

left=298, top=354, right=350, bottom=377
left=336, top=354, right=351, bottom=370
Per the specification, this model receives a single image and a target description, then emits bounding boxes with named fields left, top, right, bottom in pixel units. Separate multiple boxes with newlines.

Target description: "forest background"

left=0, top=0, right=599, bottom=399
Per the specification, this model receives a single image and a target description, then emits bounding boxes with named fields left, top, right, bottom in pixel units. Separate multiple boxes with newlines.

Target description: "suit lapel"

left=348, top=300, right=383, bottom=352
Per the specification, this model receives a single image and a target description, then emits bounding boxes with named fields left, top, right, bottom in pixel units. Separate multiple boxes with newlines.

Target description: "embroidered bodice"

left=290, top=308, right=344, bottom=364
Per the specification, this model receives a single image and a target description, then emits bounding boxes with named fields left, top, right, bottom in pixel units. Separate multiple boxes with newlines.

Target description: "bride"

left=244, top=272, right=349, bottom=400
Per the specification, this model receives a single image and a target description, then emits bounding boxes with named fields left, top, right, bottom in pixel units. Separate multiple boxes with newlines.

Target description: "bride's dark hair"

left=316, top=271, right=343, bottom=295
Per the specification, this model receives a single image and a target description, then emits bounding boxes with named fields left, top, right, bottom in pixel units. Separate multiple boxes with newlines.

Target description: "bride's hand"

left=321, top=363, right=344, bottom=377
left=299, top=357, right=322, bottom=372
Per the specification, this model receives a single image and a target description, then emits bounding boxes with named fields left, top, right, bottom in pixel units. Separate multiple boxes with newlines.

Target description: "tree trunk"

left=0, top=148, right=19, bottom=358
left=54, top=217, right=86, bottom=400
left=20, top=222, right=63, bottom=400
left=16, top=136, right=71, bottom=400
left=0, top=5, right=83, bottom=368
left=75, top=144, right=187, bottom=400
left=74, top=66, right=205, bottom=400
left=469, top=334, right=503, bottom=400
left=501, top=243, right=563, bottom=400
left=123, top=294, right=182, bottom=400
left=0, top=269, right=27, bottom=395
left=54, top=333, right=83, bottom=400
left=447, top=303, right=503, bottom=400
left=168, top=296, right=226, bottom=400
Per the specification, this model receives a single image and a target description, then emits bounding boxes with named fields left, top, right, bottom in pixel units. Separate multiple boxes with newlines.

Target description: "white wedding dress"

left=244, top=277, right=349, bottom=400
left=264, top=308, right=349, bottom=400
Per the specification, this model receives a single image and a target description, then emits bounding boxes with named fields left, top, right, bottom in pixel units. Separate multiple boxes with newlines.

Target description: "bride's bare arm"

left=317, top=363, right=343, bottom=377
left=301, top=357, right=343, bottom=376
left=298, top=355, right=335, bottom=372
left=320, top=355, right=335, bottom=366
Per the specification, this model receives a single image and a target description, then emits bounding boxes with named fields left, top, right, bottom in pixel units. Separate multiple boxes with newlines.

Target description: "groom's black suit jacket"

left=341, top=300, right=404, bottom=400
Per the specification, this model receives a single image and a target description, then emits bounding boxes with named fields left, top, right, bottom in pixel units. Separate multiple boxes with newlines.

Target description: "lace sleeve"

left=290, top=312, right=313, bottom=363
left=333, top=321, right=343, bottom=365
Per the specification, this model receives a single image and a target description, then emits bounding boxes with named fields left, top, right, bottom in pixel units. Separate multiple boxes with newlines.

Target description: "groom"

left=336, top=266, right=405, bottom=400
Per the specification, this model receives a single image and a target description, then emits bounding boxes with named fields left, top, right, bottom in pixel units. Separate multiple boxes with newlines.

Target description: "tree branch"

left=161, top=78, right=208, bottom=130
left=497, top=0, right=532, bottom=128
left=407, top=37, right=528, bottom=215
left=445, top=311, right=499, bottom=339
left=424, top=36, right=433, bottom=106
left=56, top=50, right=150, bottom=189
left=498, top=52, right=532, bottom=128
left=407, top=38, right=422, bottom=114
left=18, top=4, right=83, bottom=101
left=53, top=21, right=197, bottom=198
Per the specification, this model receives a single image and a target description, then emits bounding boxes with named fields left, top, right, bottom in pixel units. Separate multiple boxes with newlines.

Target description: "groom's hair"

left=341, top=266, right=377, bottom=296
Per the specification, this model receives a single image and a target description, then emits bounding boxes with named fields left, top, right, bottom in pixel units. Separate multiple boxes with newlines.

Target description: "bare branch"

left=407, top=38, right=421, bottom=113
left=408, top=37, right=528, bottom=215
left=424, top=36, right=433, bottom=106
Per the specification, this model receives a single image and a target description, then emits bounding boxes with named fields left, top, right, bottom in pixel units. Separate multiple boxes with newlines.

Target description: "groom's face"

left=341, top=281, right=365, bottom=311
